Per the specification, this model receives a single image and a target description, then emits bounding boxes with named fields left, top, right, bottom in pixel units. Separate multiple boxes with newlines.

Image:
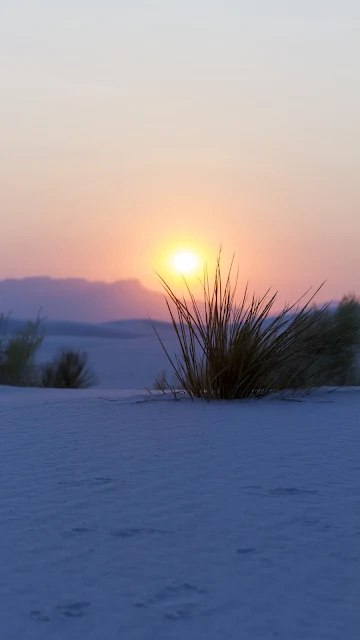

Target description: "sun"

left=172, top=250, right=199, bottom=275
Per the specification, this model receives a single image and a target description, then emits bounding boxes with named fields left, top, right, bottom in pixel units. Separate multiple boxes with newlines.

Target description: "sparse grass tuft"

left=154, top=253, right=360, bottom=400
left=319, top=294, right=360, bottom=385
left=0, top=313, right=44, bottom=386
left=40, top=349, right=96, bottom=389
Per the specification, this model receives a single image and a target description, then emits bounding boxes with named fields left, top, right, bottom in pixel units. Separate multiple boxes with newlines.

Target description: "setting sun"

left=172, top=250, right=200, bottom=275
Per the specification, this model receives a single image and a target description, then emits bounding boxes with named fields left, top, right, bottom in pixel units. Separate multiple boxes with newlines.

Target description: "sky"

left=0, top=0, right=359, bottom=303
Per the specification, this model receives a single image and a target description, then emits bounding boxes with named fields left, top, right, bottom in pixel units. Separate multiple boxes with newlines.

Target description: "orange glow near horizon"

left=1, top=2, right=360, bottom=311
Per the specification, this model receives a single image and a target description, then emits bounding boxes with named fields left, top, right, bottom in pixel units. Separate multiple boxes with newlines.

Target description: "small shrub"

left=154, top=253, right=359, bottom=400
left=40, top=349, right=96, bottom=389
left=272, top=301, right=359, bottom=389
left=0, top=313, right=44, bottom=386
left=322, top=294, right=360, bottom=385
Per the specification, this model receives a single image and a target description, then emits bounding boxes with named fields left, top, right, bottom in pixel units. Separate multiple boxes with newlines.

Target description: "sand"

left=1, top=379, right=360, bottom=639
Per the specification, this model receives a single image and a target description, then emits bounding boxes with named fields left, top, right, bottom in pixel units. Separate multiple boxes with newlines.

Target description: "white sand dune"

left=37, top=331, right=178, bottom=390
left=1, top=384, right=360, bottom=640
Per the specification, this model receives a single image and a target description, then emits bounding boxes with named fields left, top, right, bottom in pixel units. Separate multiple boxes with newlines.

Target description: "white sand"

left=1, top=383, right=360, bottom=640
left=37, top=331, right=177, bottom=390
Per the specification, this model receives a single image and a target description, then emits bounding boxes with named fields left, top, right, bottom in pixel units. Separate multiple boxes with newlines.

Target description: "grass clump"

left=0, top=314, right=44, bottom=386
left=154, top=254, right=360, bottom=400
left=0, top=313, right=96, bottom=389
left=333, top=294, right=360, bottom=383
left=304, top=294, right=360, bottom=386
left=40, top=349, right=96, bottom=389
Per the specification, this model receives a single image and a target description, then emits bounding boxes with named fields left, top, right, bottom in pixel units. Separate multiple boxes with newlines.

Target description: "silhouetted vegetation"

left=0, top=313, right=95, bottom=389
left=0, top=313, right=44, bottom=386
left=154, top=254, right=360, bottom=400
left=285, top=294, right=360, bottom=388
left=40, top=349, right=96, bottom=389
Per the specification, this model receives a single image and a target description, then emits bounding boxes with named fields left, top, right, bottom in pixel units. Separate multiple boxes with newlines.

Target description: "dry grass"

left=0, top=313, right=44, bottom=386
left=153, top=254, right=358, bottom=400
left=40, top=349, right=96, bottom=389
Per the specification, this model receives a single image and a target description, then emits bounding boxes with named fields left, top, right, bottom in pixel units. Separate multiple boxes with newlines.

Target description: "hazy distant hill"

left=0, top=276, right=340, bottom=325
left=2, top=317, right=174, bottom=340
left=0, top=277, right=168, bottom=322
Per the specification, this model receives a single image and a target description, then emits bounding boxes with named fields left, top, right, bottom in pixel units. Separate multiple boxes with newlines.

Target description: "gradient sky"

left=1, top=1, right=359, bottom=303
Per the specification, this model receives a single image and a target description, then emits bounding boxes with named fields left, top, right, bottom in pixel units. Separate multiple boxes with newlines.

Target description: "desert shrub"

left=282, top=294, right=360, bottom=387
left=318, top=294, right=360, bottom=385
left=272, top=297, right=360, bottom=388
left=40, top=349, right=96, bottom=389
left=0, top=314, right=44, bottom=386
left=154, top=254, right=359, bottom=400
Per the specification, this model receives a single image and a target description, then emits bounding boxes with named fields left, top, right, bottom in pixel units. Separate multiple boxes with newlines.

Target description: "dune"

left=32, top=321, right=177, bottom=390
left=1, top=384, right=360, bottom=639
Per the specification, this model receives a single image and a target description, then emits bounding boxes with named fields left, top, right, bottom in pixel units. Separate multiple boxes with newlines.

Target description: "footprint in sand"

left=56, top=602, right=91, bottom=618
left=30, top=610, right=50, bottom=622
left=110, top=527, right=167, bottom=538
left=269, top=487, right=318, bottom=496
left=134, top=582, right=208, bottom=621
